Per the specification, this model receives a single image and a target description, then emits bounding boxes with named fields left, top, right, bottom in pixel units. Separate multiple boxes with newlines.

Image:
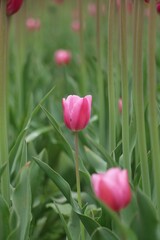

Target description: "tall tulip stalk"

left=0, top=0, right=10, bottom=205
left=0, top=0, right=23, bottom=205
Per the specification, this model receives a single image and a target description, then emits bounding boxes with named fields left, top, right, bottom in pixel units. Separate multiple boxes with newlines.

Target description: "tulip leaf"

left=133, top=189, right=160, bottom=240
left=33, top=157, right=100, bottom=236
left=91, top=227, right=120, bottom=240
left=0, top=195, right=10, bottom=240
left=0, top=161, right=7, bottom=179
left=52, top=202, right=73, bottom=240
left=8, top=163, right=32, bottom=240
left=86, top=135, right=116, bottom=167
left=25, top=125, right=53, bottom=143
left=85, top=147, right=107, bottom=172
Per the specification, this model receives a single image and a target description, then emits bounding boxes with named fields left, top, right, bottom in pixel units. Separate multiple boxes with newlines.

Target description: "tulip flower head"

left=26, top=18, right=41, bottom=31
left=7, top=0, right=23, bottom=15
left=91, top=168, right=131, bottom=212
left=71, top=20, right=81, bottom=32
left=54, top=50, right=72, bottom=66
left=62, top=95, right=92, bottom=131
left=88, top=3, right=97, bottom=16
left=118, top=98, right=122, bottom=113
left=157, top=2, right=160, bottom=13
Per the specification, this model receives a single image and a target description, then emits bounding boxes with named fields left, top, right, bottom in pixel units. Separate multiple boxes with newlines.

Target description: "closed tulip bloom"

left=118, top=98, right=122, bottom=113
left=157, top=2, right=160, bottom=13
left=7, top=0, right=23, bottom=16
left=54, top=50, right=72, bottom=65
left=62, top=95, right=92, bottom=131
left=91, top=168, right=131, bottom=212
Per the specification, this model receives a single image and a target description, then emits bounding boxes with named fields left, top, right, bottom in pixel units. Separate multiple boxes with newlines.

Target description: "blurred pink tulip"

left=88, top=3, right=97, bottom=16
left=7, top=0, right=23, bottom=15
left=62, top=95, right=92, bottom=131
left=26, top=18, right=41, bottom=31
left=91, top=168, right=131, bottom=212
left=118, top=98, right=122, bottom=113
left=71, top=20, right=81, bottom=32
left=53, top=0, right=64, bottom=4
left=54, top=50, right=72, bottom=65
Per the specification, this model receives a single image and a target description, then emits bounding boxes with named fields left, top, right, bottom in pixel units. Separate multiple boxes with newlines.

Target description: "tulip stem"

left=134, top=0, right=151, bottom=197
left=77, top=0, right=87, bottom=94
left=120, top=0, right=131, bottom=179
left=74, top=132, right=85, bottom=240
left=0, top=0, right=10, bottom=205
left=96, top=0, right=105, bottom=147
left=108, top=0, right=116, bottom=155
left=148, top=0, right=160, bottom=218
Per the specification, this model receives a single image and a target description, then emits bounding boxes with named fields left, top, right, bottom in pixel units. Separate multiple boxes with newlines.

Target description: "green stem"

left=77, top=0, right=87, bottom=94
left=108, top=0, right=116, bottom=154
left=74, top=132, right=85, bottom=240
left=120, top=0, right=131, bottom=179
left=96, top=0, right=105, bottom=147
left=0, top=0, right=10, bottom=205
left=134, top=0, right=151, bottom=197
left=148, top=0, right=160, bottom=218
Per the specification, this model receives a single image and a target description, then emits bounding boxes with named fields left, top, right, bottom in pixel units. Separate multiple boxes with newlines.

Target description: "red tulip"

left=7, top=0, right=23, bottom=16
left=62, top=95, right=92, bottom=131
left=157, top=2, right=160, bottom=13
left=54, top=50, right=72, bottom=65
left=91, top=168, right=131, bottom=212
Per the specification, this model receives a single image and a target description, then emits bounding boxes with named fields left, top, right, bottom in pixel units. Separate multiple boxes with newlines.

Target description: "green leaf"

left=25, top=126, right=53, bottom=143
left=52, top=202, right=73, bottom=240
left=0, top=195, right=10, bottom=240
left=0, top=161, right=7, bottom=179
left=33, top=157, right=100, bottom=236
left=8, top=163, right=32, bottom=240
left=91, top=227, right=120, bottom=240
left=85, top=147, right=107, bottom=172
left=134, top=189, right=160, bottom=240
left=86, top=135, right=116, bottom=167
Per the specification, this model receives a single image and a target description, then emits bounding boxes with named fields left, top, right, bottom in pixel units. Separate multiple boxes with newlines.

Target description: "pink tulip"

left=71, top=20, right=81, bottom=32
left=91, top=168, right=131, bottom=212
left=62, top=95, right=92, bottom=131
left=88, top=3, right=97, bottom=16
left=26, top=18, right=41, bottom=31
left=54, top=50, right=72, bottom=65
left=118, top=98, right=122, bottom=113
left=7, top=0, right=23, bottom=16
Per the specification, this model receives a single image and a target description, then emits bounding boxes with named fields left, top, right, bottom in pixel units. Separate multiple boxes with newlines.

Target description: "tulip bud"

left=118, top=98, right=122, bottom=113
left=91, top=168, right=131, bottom=212
left=7, top=0, right=23, bottom=16
left=62, top=95, right=92, bottom=131
left=26, top=18, right=41, bottom=31
left=54, top=49, right=72, bottom=65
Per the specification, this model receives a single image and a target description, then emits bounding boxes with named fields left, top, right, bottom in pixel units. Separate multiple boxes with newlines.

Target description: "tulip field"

left=1, top=0, right=160, bottom=239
